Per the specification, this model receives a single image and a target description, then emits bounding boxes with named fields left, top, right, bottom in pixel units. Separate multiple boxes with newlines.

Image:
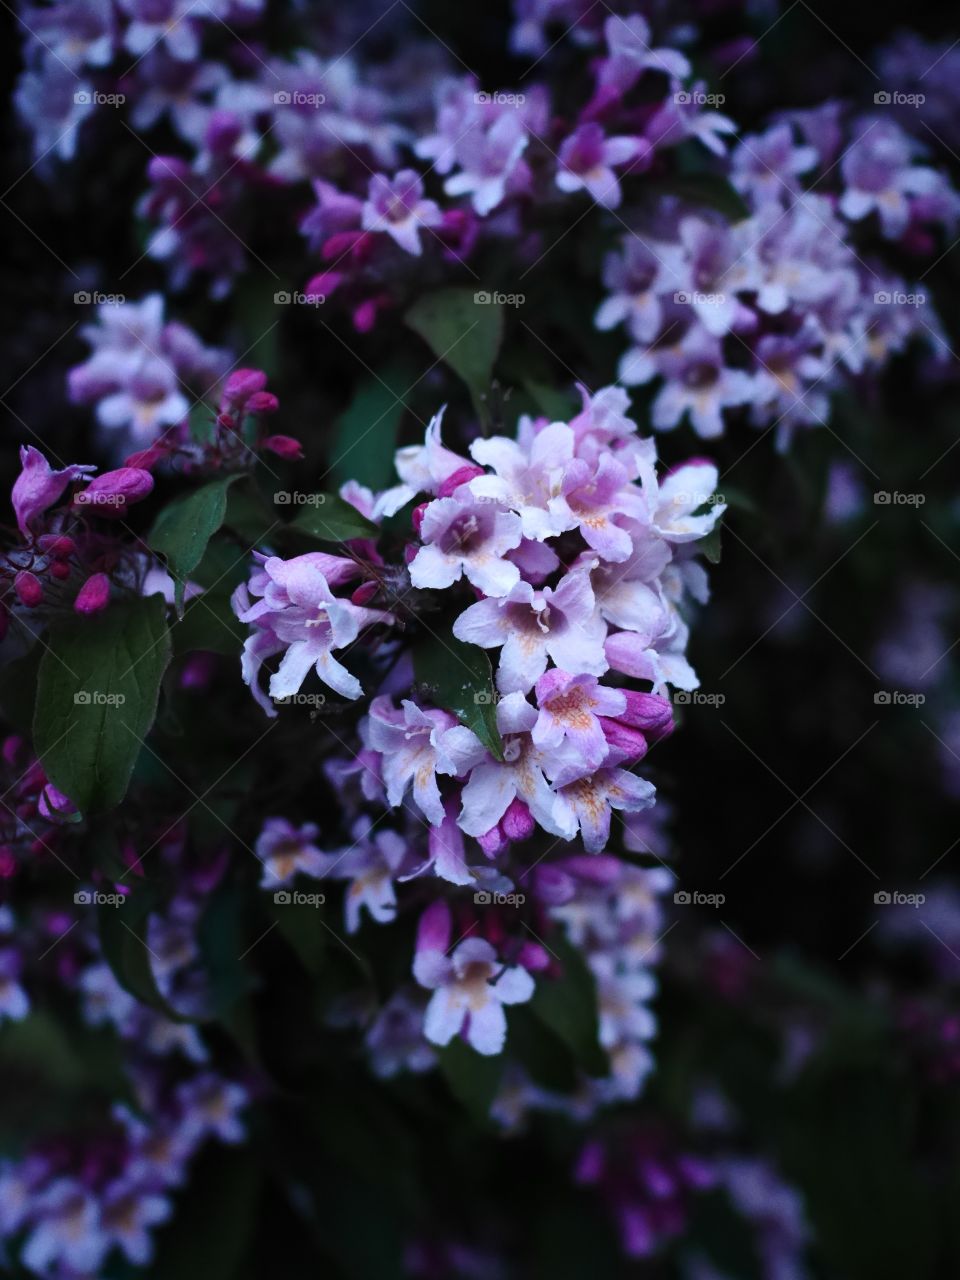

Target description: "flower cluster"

left=598, top=109, right=955, bottom=445
left=235, top=387, right=720, bottom=1091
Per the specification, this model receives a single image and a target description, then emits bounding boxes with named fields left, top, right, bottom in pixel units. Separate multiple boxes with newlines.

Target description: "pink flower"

left=555, top=765, right=656, bottom=853
left=409, top=495, right=522, bottom=597
left=255, top=818, right=329, bottom=888
left=533, top=671, right=626, bottom=772
left=467, top=422, right=575, bottom=540
left=233, top=553, right=393, bottom=713
left=367, top=697, right=481, bottom=826
left=458, top=692, right=576, bottom=839
left=649, top=461, right=726, bottom=541
left=552, top=452, right=647, bottom=562
left=361, top=169, right=443, bottom=256
left=327, top=821, right=409, bottom=933
left=11, top=446, right=94, bottom=538
left=444, top=111, right=530, bottom=216
left=556, top=123, right=647, bottom=209
left=453, top=571, right=607, bottom=694
left=414, top=932, right=535, bottom=1056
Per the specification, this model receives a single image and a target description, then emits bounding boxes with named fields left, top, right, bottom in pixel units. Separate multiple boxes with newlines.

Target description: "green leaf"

left=406, top=287, right=503, bottom=423
left=98, top=886, right=187, bottom=1022
left=172, top=592, right=245, bottom=657
left=270, top=897, right=327, bottom=974
left=287, top=492, right=379, bottom=543
left=529, top=933, right=607, bottom=1076
left=152, top=1146, right=261, bottom=1280
left=413, top=633, right=503, bottom=760
left=437, top=1036, right=503, bottom=1123
left=33, top=595, right=172, bottom=814
left=330, top=366, right=412, bottom=491
left=149, top=476, right=241, bottom=614
left=700, top=522, right=722, bottom=564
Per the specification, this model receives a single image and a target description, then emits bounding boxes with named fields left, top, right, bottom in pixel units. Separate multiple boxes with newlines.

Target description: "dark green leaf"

left=406, top=287, right=503, bottom=423
left=172, top=592, right=245, bottom=657
left=437, top=1036, right=503, bottom=1123
left=413, top=632, right=503, bottom=760
left=530, top=933, right=607, bottom=1076
left=149, top=476, right=241, bottom=613
left=33, top=595, right=172, bottom=814
left=330, top=366, right=412, bottom=491
left=152, top=1146, right=261, bottom=1280
left=287, top=493, right=379, bottom=543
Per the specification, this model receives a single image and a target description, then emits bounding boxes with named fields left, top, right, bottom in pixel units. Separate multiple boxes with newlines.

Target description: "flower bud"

left=438, top=465, right=485, bottom=498
left=74, top=468, right=154, bottom=516
left=74, top=573, right=110, bottom=615
left=246, top=391, right=279, bottom=414
left=14, top=571, right=42, bottom=607
left=261, top=434, right=302, bottom=458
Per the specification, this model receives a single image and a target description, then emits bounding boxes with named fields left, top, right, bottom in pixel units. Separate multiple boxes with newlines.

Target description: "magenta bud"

left=38, top=535, right=76, bottom=557
left=416, top=899, right=451, bottom=955
left=261, top=434, right=302, bottom=458
left=74, top=467, right=154, bottom=516
left=123, top=442, right=168, bottom=471
left=599, top=717, right=650, bottom=764
left=223, top=368, right=267, bottom=405
left=74, top=573, right=110, bottom=615
left=49, top=561, right=70, bottom=580
left=246, top=391, right=279, bottom=414
left=411, top=502, right=429, bottom=536
left=148, top=155, right=190, bottom=184
left=477, top=824, right=508, bottom=857
left=502, top=797, right=535, bottom=842
left=14, top=571, right=42, bottom=608
left=0, top=847, right=15, bottom=878
left=532, top=865, right=576, bottom=905
left=438, top=465, right=485, bottom=498
left=516, top=941, right=551, bottom=972
left=350, top=581, right=379, bottom=606
left=617, top=690, right=674, bottom=741
left=306, top=270, right=343, bottom=296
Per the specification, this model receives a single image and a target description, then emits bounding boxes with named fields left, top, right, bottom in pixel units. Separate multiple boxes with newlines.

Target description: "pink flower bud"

left=502, top=797, right=535, bottom=842
left=123, top=442, right=168, bottom=471
left=437, top=465, right=485, bottom=498
left=306, top=270, right=343, bottom=296
left=246, top=392, right=279, bottom=414
left=38, top=535, right=76, bottom=557
left=74, top=573, right=110, bottom=615
left=477, top=824, right=508, bottom=857
left=74, top=467, right=154, bottom=516
left=261, top=434, right=303, bottom=458
left=49, top=561, right=71, bottom=581
left=350, top=581, right=379, bottom=606
left=617, top=691, right=674, bottom=741
left=516, top=941, right=551, bottom=972
left=532, top=865, right=576, bottom=905
left=416, top=899, right=451, bottom=955
left=14, top=571, right=42, bottom=607
left=222, top=368, right=267, bottom=407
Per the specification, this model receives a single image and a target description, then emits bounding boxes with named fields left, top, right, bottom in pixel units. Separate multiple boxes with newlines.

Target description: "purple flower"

left=731, top=123, right=818, bottom=206
left=453, top=571, right=607, bottom=694
left=233, top=553, right=393, bottom=712
left=362, top=169, right=443, bottom=256
left=22, top=1180, right=107, bottom=1276
left=556, top=123, right=646, bottom=209
left=595, top=237, right=684, bottom=344
left=647, top=329, right=755, bottom=439
left=118, top=0, right=204, bottom=62
left=255, top=817, right=329, bottom=888
left=553, top=763, right=656, bottom=853
left=840, top=119, right=950, bottom=238
left=443, top=111, right=530, bottom=216
left=327, top=821, right=409, bottom=933
left=409, top=495, right=523, bottom=597
left=596, top=14, right=690, bottom=94
left=366, top=697, right=480, bottom=826
left=414, top=930, right=535, bottom=1056
left=532, top=671, right=626, bottom=771
left=11, top=446, right=95, bottom=539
